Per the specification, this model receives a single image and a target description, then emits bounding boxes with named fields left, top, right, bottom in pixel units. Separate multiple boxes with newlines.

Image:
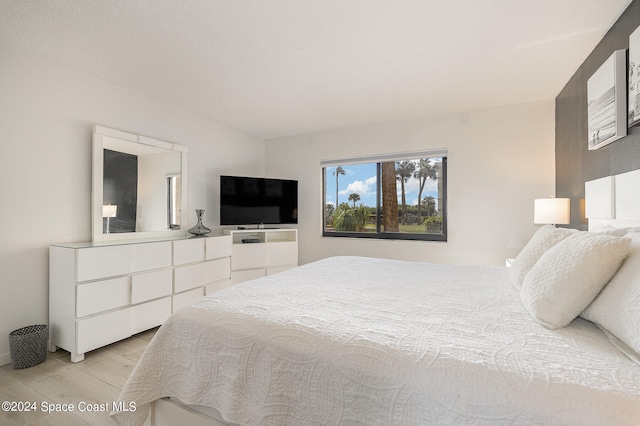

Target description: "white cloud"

left=339, top=175, right=376, bottom=197
left=403, top=176, right=421, bottom=193
left=399, top=176, right=439, bottom=205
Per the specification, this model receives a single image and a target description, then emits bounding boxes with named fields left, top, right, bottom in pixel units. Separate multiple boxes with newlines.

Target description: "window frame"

left=322, top=152, right=447, bottom=242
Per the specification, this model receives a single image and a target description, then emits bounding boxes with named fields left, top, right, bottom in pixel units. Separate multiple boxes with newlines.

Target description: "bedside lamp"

left=534, top=197, right=570, bottom=225
left=103, top=204, right=117, bottom=234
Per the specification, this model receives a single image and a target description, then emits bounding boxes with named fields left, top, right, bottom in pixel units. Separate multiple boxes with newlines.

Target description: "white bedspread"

left=113, top=256, right=640, bottom=425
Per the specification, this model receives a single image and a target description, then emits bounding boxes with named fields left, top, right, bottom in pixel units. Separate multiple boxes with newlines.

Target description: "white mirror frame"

left=92, top=125, right=188, bottom=242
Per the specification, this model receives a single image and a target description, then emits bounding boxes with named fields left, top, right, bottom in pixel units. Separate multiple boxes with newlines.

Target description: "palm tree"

left=421, top=196, right=436, bottom=217
left=348, top=193, right=360, bottom=207
left=334, top=202, right=368, bottom=232
left=396, top=160, right=415, bottom=224
left=333, top=166, right=345, bottom=207
left=434, top=159, right=444, bottom=219
left=414, top=159, right=438, bottom=221
left=324, top=203, right=335, bottom=227
left=381, top=161, right=399, bottom=232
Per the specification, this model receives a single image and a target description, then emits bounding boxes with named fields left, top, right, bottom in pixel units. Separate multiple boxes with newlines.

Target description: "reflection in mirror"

left=92, top=125, right=188, bottom=242
left=103, top=148, right=138, bottom=233
left=167, top=174, right=181, bottom=229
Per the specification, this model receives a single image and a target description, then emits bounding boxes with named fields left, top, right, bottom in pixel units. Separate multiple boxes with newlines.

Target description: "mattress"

left=113, top=256, right=640, bottom=425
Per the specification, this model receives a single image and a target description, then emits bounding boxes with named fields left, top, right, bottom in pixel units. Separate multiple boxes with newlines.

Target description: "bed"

left=112, top=172, right=640, bottom=426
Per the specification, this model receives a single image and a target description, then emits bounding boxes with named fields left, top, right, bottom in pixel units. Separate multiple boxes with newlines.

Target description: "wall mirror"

left=92, top=125, right=188, bottom=242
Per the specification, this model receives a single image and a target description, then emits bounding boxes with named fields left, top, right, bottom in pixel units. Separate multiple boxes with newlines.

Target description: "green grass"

left=399, top=224, right=426, bottom=232
left=363, top=223, right=429, bottom=233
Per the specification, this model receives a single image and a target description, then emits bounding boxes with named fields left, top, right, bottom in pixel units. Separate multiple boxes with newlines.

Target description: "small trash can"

left=9, top=325, right=48, bottom=369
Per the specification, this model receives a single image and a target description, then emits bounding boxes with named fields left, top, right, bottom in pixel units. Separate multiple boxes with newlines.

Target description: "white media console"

left=224, top=228, right=299, bottom=284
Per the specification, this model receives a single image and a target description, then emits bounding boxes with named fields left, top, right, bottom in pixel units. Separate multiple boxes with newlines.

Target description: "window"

left=322, top=150, right=447, bottom=241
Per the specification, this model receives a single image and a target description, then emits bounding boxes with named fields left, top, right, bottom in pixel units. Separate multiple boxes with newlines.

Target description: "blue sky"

left=325, top=162, right=439, bottom=208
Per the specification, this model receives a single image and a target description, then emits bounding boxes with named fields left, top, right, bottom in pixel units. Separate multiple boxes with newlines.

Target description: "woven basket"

left=9, top=325, right=48, bottom=369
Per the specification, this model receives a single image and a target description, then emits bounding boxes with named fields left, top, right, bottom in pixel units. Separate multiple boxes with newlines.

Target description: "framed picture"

left=587, top=49, right=627, bottom=150
left=629, top=26, right=640, bottom=127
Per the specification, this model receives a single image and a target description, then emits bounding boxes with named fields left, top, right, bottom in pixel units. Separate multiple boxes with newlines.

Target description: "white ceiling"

left=0, top=0, right=632, bottom=139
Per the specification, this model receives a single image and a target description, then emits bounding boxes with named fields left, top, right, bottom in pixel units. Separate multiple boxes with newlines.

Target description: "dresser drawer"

left=231, top=269, right=266, bottom=285
left=267, top=241, right=298, bottom=267
left=173, top=239, right=205, bottom=266
left=132, top=269, right=173, bottom=304
left=173, top=288, right=204, bottom=312
left=131, top=297, right=171, bottom=334
left=77, top=308, right=131, bottom=354
left=207, top=257, right=231, bottom=283
left=205, top=279, right=233, bottom=295
left=132, top=241, right=172, bottom=272
left=206, top=235, right=232, bottom=260
left=267, top=265, right=297, bottom=275
left=231, top=243, right=267, bottom=270
left=76, top=277, right=130, bottom=317
left=76, top=245, right=131, bottom=281
left=174, top=262, right=210, bottom=293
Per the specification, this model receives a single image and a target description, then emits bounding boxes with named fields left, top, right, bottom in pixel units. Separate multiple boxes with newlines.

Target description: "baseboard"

left=0, top=351, right=11, bottom=367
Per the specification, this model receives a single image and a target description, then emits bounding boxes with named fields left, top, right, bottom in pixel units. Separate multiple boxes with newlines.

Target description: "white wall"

left=0, top=42, right=265, bottom=364
left=265, top=100, right=555, bottom=266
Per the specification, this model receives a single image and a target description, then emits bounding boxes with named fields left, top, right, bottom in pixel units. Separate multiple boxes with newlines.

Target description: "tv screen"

left=220, top=175, right=298, bottom=226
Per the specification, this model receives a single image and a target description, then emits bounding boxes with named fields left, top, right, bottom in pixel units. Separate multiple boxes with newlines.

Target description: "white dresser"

left=49, top=234, right=231, bottom=362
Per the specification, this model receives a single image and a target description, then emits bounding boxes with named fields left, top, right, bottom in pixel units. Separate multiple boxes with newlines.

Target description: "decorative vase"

left=188, top=209, right=211, bottom=236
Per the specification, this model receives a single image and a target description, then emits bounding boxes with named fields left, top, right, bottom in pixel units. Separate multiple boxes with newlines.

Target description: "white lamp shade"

left=534, top=198, right=570, bottom=225
left=103, top=204, right=118, bottom=218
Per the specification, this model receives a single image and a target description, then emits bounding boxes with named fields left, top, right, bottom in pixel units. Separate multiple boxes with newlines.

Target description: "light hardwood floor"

left=0, top=328, right=157, bottom=426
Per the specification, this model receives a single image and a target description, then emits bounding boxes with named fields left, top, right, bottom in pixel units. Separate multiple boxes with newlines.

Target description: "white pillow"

left=594, top=225, right=640, bottom=236
left=509, top=225, right=577, bottom=290
left=520, top=232, right=631, bottom=329
left=582, top=232, right=640, bottom=360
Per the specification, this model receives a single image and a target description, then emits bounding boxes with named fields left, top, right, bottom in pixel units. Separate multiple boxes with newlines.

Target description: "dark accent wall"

left=556, top=0, right=640, bottom=230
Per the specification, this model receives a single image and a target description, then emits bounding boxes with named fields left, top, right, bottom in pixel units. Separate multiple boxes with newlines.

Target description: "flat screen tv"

left=220, top=175, right=298, bottom=226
